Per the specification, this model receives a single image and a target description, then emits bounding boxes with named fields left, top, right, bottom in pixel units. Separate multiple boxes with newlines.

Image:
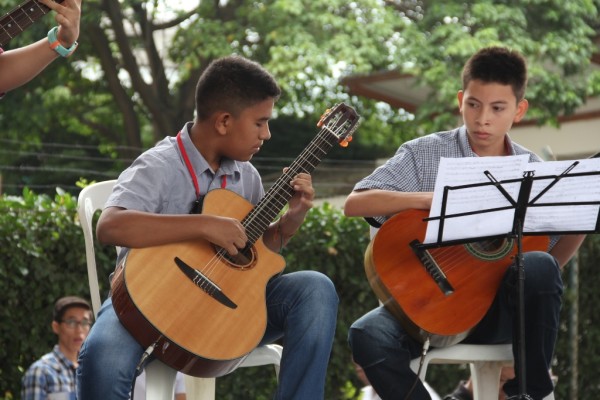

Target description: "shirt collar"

left=179, top=123, right=241, bottom=179
left=52, top=344, right=76, bottom=370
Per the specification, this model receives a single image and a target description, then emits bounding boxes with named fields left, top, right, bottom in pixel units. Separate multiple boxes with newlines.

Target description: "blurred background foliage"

left=0, top=0, right=598, bottom=195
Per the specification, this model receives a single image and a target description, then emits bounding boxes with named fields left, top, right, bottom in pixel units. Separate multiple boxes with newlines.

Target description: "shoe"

left=443, top=380, right=473, bottom=400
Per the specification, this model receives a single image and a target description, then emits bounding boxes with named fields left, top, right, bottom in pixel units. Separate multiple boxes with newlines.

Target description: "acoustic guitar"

left=364, top=209, right=549, bottom=347
left=0, top=0, right=63, bottom=47
left=111, top=103, right=360, bottom=377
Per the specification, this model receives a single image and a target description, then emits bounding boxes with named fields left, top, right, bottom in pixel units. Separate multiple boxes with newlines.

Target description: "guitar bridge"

left=174, top=257, right=238, bottom=309
left=410, top=240, right=454, bottom=296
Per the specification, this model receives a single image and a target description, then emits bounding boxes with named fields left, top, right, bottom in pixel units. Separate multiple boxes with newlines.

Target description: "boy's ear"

left=457, top=90, right=464, bottom=111
left=514, top=99, right=529, bottom=123
left=214, top=112, right=231, bottom=135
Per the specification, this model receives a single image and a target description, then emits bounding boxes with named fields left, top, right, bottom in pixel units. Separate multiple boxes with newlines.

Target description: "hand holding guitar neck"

left=0, top=0, right=82, bottom=94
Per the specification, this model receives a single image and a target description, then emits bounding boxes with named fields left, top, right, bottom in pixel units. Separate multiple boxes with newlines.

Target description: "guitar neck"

left=0, top=0, right=61, bottom=47
left=242, top=125, right=342, bottom=243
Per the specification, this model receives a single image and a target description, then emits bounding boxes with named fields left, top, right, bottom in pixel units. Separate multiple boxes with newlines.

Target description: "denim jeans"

left=348, top=251, right=562, bottom=400
left=77, top=270, right=338, bottom=400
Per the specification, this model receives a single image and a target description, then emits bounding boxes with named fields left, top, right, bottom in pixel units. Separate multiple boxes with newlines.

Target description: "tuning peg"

left=317, top=108, right=332, bottom=127
left=339, top=136, right=353, bottom=147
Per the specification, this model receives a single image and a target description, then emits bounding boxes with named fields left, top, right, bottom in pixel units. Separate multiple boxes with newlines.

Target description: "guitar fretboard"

left=242, top=105, right=359, bottom=244
left=0, top=0, right=59, bottom=47
left=243, top=129, right=337, bottom=240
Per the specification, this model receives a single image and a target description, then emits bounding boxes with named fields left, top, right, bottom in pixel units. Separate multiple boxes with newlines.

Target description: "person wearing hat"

left=21, top=296, right=92, bottom=400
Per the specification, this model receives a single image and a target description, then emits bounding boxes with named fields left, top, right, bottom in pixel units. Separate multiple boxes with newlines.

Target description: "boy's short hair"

left=195, top=55, right=281, bottom=121
left=462, top=46, right=528, bottom=101
left=53, top=296, right=91, bottom=322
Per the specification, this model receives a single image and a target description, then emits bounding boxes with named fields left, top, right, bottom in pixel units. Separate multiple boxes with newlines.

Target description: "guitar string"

left=235, top=124, right=339, bottom=247
left=242, top=115, right=349, bottom=242
left=169, top=108, right=356, bottom=305
left=0, top=1, right=49, bottom=42
left=243, top=122, right=347, bottom=243
left=240, top=134, right=325, bottom=242
left=424, top=241, right=512, bottom=278
left=193, top=108, right=357, bottom=301
left=189, top=128, right=335, bottom=294
left=194, top=112, right=352, bottom=291
left=401, top=245, right=489, bottom=307
left=431, top=247, right=477, bottom=278
left=188, top=141, right=326, bottom=291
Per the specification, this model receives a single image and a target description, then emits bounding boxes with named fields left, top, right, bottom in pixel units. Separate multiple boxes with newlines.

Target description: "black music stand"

left=420, top=158, right=600, bottom=399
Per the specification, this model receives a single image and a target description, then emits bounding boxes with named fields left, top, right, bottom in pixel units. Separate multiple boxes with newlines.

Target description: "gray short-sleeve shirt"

left=105, top=122, right=265, bottom=264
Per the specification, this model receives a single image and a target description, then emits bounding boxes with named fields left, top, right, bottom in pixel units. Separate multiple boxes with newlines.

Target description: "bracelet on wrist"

left=47, top=26, right=78, bottom=58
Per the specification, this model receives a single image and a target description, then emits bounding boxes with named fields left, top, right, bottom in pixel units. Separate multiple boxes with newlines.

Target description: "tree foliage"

left=390, top=0, right=600, bottom=133
left=1, top=0, right=598, bottom=194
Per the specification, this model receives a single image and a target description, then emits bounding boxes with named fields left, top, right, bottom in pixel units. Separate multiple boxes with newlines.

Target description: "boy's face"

left=52, top=306, right=93, bottom=356
left=458, top=79, right=528, bottom=156
left=220, top=97, right=274, bottom=161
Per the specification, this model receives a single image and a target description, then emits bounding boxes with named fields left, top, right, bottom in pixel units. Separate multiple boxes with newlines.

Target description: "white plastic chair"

left=409, top=344, right=555, bottom=400
left=368, top=227, right=554, bottom=400
left=184, top=344, right=282, bottom=398
left=410, top=344, right=512, bottom=400
left=78, top=179, right=282, bottom=400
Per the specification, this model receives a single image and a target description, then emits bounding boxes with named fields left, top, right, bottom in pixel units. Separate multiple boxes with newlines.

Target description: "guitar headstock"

left=317, top=103, right=361, bottom=147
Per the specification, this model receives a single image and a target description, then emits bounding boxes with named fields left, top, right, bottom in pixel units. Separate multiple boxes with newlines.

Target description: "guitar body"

left=364, top=209, right=549, bottom=347
left=111, top=102, right=360, bottom=377
left=112, top=189, right=285, bottom=377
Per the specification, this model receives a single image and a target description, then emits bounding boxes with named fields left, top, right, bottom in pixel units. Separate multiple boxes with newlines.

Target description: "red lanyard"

left=176, top=131, right=226, bottom=201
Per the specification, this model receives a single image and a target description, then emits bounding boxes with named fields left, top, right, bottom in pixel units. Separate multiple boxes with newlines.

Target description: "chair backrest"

left=77, top=180, right=117, bottom=317
left=77, top=180, right=283, bottom=400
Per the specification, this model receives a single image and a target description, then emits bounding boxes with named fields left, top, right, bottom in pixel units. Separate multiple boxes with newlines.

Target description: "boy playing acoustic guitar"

left=344, top=46, right=584, bottom=399
left=77, top=55, right=339, bottom=399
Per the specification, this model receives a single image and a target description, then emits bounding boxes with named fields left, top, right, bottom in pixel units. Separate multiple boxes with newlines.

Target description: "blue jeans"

left=348, top=251, right=562, bottom=400
left=77, top=270, right=338, bottom=400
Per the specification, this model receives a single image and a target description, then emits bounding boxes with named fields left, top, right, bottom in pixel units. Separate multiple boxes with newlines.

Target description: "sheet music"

left=525, top=158, right=600, bottom=232
left=424, top=155, right=600, bottom=244
left=425, top=155, right=529, bottom=243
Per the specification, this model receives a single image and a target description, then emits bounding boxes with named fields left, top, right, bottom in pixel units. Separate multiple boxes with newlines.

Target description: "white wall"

left=511, top=118, right=600, bottom=160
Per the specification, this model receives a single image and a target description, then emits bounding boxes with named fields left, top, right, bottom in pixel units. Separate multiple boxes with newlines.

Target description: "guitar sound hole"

left=219, top=244, right=257, bottom=270
left=465, top=238, right=513, bottom=261
left=471, top=238, right=505, bottom=254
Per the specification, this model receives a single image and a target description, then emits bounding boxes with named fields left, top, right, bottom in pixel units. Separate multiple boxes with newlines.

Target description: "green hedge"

left=0, top=189, right=115, bottom=399
left=1, top=190, right=599, bottom=399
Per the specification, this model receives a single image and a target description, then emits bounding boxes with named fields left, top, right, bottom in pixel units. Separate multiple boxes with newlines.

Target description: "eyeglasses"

left=60, top=319, right=93, bottom=330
